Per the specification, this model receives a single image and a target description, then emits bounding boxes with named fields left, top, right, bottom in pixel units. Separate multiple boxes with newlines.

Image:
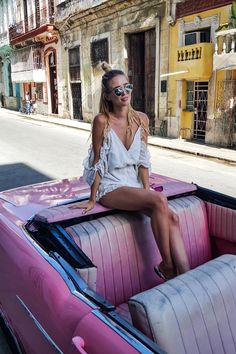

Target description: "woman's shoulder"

left=93, top=113, right=107, bottom=126
left=92, top=114, right=109, bottom=139
left=93, top=114, right=107, bottom=129
left=136, top=111, right=149, bottom=127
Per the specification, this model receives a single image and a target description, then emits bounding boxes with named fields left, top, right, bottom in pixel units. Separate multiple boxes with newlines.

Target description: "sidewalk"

left=6, top=109, right=236, bottom=164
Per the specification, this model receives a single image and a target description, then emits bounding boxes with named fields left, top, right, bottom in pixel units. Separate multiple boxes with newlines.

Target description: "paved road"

left=0, top=111, right=235, bottom=197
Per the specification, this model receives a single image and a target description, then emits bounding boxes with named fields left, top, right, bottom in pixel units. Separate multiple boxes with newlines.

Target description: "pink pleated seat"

left=206, top=202, right=236, bottom=242
left=128, top=254, right=236, bottom=354
left=66, top=196, right=211, bottom=310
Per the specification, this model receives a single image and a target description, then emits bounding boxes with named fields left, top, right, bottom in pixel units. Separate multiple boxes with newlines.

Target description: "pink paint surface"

left=0, top=173, right=196, bottom=225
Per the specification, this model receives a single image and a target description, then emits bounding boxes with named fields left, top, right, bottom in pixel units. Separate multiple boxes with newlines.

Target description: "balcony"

left=9, top=7, right=54, bottom=42
left=174, top=42, right=214, bottom=80
left=11, top=47, right=46, bottom=83
left=214, top=28, right=236, bottom=71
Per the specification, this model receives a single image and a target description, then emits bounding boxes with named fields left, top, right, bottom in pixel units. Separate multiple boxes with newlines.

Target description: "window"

left=36, top=83, right=43, bottom=100
left=8, top=63, right=13, bottom=97
left=33, top=48, right=42, bottom=69
left=234, top=109, right=236, bottom=132
left=49, top=52, right=56, bottom=66
left=69, top=46, right=80, bottom=81
left=184, top=28, right=211, bottom=46
left=186, top=81, right=194, bottom=111
left=91, top=38, right=108, bottom=66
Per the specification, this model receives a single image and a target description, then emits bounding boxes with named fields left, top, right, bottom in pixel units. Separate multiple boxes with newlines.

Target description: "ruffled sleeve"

left=138, top=141, right=151, bottom=169
left=83, top=136, right=110, bottom=186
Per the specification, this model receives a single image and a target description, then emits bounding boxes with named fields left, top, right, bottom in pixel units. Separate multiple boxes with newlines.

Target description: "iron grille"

left=36, top=83, right=43, bottom=100
left=91, top=38, right=108, bottom=66
left=193, top=81, right=208, bottom=140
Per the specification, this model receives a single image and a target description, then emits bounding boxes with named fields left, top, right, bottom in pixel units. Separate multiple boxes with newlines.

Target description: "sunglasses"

left=110, top=83, right=133, bottom=97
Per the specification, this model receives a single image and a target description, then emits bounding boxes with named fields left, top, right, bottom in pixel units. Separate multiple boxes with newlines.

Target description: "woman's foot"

left=154, top=262, right=176, bottom=281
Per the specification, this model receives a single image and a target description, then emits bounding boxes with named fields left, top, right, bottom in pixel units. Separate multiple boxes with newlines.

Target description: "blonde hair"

left=98, top=62, right=148, bottom=139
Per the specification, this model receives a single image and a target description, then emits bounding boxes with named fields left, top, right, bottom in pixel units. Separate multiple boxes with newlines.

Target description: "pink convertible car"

left=0, top=173, right=236, bottom=354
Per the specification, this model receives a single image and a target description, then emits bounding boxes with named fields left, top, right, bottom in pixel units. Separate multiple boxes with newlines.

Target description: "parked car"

left=0, top=173, right=236, bottom=354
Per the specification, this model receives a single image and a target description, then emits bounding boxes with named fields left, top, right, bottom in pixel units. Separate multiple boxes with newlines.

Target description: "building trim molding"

left=178, top=14, right=219, bottom=46
left=176, top=0, right=232, bottom=19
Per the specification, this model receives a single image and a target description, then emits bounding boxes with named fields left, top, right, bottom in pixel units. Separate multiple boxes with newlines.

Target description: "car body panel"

left=0, top=173, right=208, bottom=353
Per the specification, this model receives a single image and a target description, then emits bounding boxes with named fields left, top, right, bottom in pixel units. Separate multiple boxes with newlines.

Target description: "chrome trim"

left=22, top=225, right=97, bottom=310
left=0, top=309, right=23, bottom=354
left=0, top=195, right=19, bottom=206
left=16, top=295, right=64, bottom=354
left=21, top=228, right=155, bottom=353
left=92, top=309, right=156, bottom=354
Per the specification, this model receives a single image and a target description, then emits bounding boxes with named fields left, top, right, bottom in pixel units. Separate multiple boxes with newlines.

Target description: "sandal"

left=154, top=265, right=176, bottom=281
left=154, top=266, right=168, bottom=281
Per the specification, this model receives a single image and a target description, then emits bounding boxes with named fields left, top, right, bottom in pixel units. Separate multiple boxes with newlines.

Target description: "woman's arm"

left=83, top=114, right=106, bottom=212
left=138, top=113, right=150, bottom=190
left=71, top=114, right=106, bottom=213
left=88, top=115, right=106, bottom=201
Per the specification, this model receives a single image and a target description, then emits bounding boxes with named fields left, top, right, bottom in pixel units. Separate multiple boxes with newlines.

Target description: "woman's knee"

left=169, top=210, right=179, bottom=226
left=151, top=193, right=168, bottom=213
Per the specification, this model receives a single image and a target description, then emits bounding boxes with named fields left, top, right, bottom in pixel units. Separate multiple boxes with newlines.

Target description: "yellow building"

left=167, top=0, right=235, bottom=147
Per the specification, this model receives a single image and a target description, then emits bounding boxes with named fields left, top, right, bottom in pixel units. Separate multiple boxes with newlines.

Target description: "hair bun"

left=101, top=61, right=112, bottom=73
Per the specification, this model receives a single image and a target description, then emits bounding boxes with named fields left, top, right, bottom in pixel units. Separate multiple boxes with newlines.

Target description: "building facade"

left=0, top=0, right=16, bottom=109
left=0, top=0, right=61, bottom=115
left=1, top=0, right=235, bottom=147
left=56, top=0, right=170, bottom=133
left=167, top=0, right=236, bottom=146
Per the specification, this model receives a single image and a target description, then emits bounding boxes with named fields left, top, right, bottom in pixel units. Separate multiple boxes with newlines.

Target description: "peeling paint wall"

left=58, top=0, right=167, bottom=125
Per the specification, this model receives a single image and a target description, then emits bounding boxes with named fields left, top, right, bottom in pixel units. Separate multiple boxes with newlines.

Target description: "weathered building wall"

left=167, top=1, right=235, bottom=145
left=57, top=0, right=167, bottom=129
left=0, top=0, right=19, bottom=109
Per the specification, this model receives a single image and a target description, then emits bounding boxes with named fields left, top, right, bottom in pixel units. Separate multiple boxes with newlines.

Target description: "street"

left=0, top=110, right=236, bottom=197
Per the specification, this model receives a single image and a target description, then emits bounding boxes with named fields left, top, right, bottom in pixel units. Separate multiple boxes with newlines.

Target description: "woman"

left=77, top=63, right=190, bottom=280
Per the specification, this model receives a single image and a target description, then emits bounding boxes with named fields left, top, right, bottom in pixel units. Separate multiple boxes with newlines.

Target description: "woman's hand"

left=69, top=199, right=96, bottom=214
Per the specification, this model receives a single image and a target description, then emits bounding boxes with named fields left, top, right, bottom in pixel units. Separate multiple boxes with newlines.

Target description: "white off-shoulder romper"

left=83, top=126, right=151, bottom=201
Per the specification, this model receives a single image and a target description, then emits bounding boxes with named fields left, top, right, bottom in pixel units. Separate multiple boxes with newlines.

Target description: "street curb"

left=15, top=112, right=92, bottom=132
left=148, top=142, right=236, bottom=164
left=5, top=109, right=236, bottom=164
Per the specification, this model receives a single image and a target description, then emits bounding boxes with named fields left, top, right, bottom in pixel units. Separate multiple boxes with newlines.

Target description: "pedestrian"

left=25, top=91, right=31, bottom=114
left=0, top=93, right=4, bottom=108
left=74, top=62, right=190, bottom=280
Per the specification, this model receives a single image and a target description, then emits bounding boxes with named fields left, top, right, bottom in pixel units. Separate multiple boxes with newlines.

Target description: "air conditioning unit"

left=184, top=32, right=200, bottom=46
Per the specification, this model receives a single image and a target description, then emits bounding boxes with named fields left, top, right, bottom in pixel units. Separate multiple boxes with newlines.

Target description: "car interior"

left=26, top=174, right=236, bottom=354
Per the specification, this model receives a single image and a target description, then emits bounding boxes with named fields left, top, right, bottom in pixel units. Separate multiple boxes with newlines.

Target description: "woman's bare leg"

left=100, top=187, right=176, bottom=278
left=168, top=210, right=190, bottom=274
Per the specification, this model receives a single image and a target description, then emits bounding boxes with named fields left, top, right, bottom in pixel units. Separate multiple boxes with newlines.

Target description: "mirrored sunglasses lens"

left=124, top=84, right=133, bottom=93
left=113, top=88, right=123, bottom=96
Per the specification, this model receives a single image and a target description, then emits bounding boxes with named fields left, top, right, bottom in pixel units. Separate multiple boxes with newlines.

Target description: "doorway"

left=127, top=29, right=156, bottom=134
left=49, top=52, right=58, bottom=114
left=193, top=81, right=208, bottom=140
left=69, top=46, right=82, bottom=120
left=71, top=83, right=82, bottom=119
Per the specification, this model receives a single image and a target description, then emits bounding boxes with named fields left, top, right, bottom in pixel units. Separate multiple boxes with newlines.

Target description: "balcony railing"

left=214, top=28, right=236, bottom=70
left=9, top=7, right=54, bottom=41
left=174, top=42, right=213, bottom=80
left=177, top=47, right=202, bottom=61
left=11, top=46, right=46, bottom=82
left=11, top=47, right=44, bottom=71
